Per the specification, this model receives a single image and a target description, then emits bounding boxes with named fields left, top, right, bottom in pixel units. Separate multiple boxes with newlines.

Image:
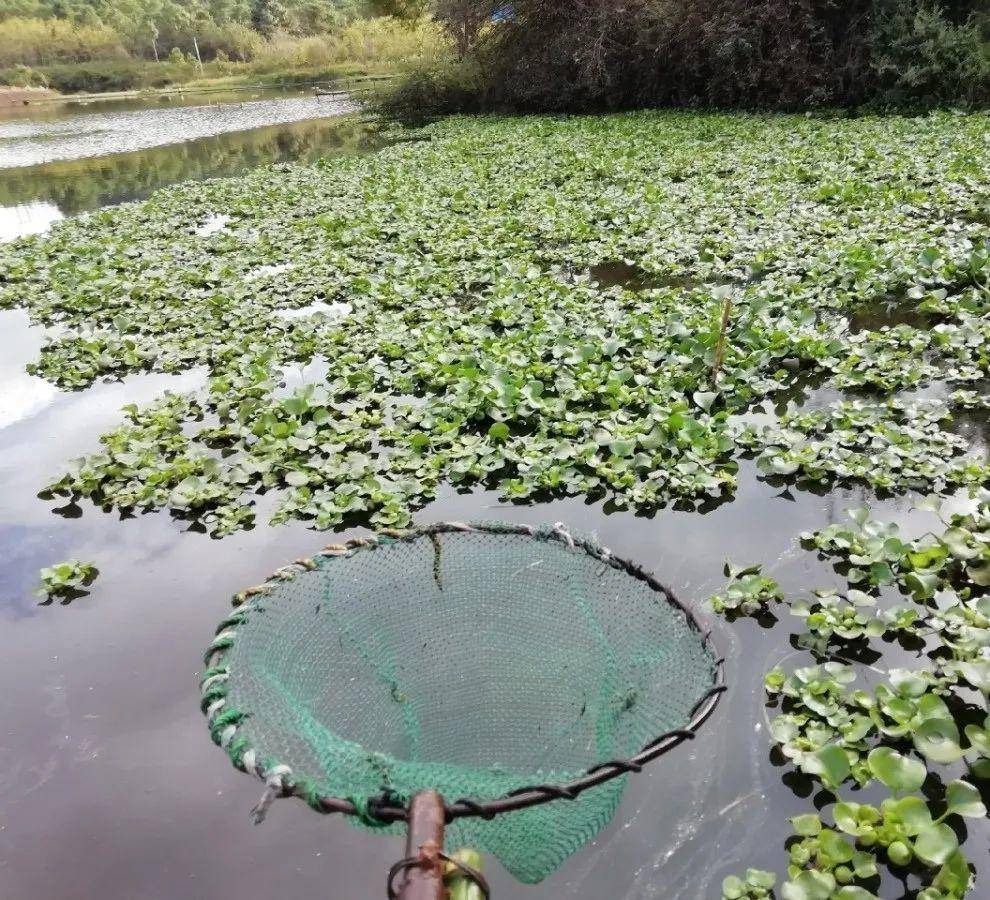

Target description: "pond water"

left=0, top=91, right=356, bottom=168
left=0, top=89, right=373, bottom=242
left=0, top=101, right=987, bottom=900
left=1, top=310, right=981, bottom=898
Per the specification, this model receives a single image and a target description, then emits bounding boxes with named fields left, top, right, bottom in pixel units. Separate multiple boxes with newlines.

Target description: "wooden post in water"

left=398, top=791, right=447, bottom=900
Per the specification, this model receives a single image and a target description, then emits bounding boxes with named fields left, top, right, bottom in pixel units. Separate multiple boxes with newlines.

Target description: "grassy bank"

left=0, top=16, right=443, bottom=96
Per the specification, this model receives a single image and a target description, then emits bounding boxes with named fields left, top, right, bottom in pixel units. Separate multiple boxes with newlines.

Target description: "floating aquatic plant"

left=720, top=493, right=990, bottom=898
left=37, top=559, right=98, bottom=603
left=0, top=112, right=987, bottom=535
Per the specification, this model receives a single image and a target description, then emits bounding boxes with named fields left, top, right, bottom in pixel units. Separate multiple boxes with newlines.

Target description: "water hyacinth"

left=3, top=109, right=989, bottom=894
left=717, top=495, right=990, bottom=898
left=1, top=112, right=987, bottom=536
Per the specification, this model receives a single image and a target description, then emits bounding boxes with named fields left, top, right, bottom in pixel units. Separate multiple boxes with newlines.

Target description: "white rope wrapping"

left=209, top=630, right=236, bottom=651
left=250, top=765, right=294, bottom=825
left=200, top=672, right=228, bottom=692
left=552, top=522, right=576, bottom=549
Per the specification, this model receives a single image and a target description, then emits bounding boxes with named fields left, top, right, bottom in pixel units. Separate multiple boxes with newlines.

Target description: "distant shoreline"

left=0, top=73, right=392, bottom=108
left=0, top=86, right=59, bottom=106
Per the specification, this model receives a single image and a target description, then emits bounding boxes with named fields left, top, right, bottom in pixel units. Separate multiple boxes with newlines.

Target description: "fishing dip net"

left=201, top=521, right=724, bottom=892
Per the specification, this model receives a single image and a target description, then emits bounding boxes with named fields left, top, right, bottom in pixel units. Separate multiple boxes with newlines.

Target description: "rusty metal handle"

left=388, top=791, right=447, bottom=900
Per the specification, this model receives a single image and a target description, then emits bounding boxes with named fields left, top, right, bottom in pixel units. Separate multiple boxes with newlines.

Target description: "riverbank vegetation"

left=377, top=0, right=990, bottom=120
left=7, top=1, right=986, bottom=106
left=0, top=2, right=441, bottom=93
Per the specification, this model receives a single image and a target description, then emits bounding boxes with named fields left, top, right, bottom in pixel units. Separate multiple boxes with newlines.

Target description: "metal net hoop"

left=201, top=521, right=725, bottom=883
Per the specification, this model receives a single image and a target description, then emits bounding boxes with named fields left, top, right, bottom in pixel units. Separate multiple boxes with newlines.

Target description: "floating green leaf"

left=914, top=823, right=960, bottom=866
left=867, top=747, right=926, bottom=793
left=943, top=780, right=986, bottom=819
left=37, top=559, right=99, bottom=603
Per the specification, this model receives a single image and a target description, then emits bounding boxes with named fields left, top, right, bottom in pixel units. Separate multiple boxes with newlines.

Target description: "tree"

left=369, top=0, right=429, bottom=20
left=433, top=0, right=496, bottom=56
left=251, top=0, right=286, bottom=36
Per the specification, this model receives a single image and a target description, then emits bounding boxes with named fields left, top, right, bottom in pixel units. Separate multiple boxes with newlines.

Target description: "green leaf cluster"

left=37, top=558, right=98, bottom=601
left=0, top=112, right=987, bottom=536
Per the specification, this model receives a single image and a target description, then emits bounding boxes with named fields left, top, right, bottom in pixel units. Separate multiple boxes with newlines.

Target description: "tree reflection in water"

left=0, top=115, right=380, bottom=218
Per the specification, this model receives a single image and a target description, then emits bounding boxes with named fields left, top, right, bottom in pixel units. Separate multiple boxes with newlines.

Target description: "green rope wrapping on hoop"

left=201, top=522, right=720, bottom=884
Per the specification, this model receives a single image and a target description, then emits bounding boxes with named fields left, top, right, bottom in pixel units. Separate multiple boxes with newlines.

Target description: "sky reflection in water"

left=0, top=95, right=987, bottom=900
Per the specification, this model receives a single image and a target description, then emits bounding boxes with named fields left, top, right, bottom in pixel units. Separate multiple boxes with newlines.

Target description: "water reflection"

left=0, top=309, right=57, bottom=426
left=0, top=114, right=379, bottom=241
left=0, top=94, right=355, bottom=168
left=0, top=86, right=330, bottom=125
left=953, top=408, right=990, bottom=458
left=847, top=295, right=935, bottom=334
left=588, top=259, right=697, bottom=292
left=0, top=200, right=65, bottom=242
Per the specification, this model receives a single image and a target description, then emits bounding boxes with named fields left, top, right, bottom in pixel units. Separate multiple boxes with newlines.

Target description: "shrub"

left=192, top=23, right=265, bottom=63
left=40, top=59, right=191, bottom=93
left=247, top=16, right=446, bottom=71
left=369, top=56, right=483, bottom=123
left=394, top=0, right=990, bottom=115
left=331, top=14, right=444, bottom=64
left=866, top=1, right=990, bottom=106
left=0, top=62, right=48, bottom=87
left=0, top=16, right=126, bottom=67
left=649, top=0, right=842, bottom=108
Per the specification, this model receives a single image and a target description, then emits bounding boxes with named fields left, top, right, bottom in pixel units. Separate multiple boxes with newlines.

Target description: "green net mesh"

left=202, top=523, right=720, bottom=884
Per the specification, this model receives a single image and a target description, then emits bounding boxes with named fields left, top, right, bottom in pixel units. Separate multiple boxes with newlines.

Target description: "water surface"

left=0, top=92, right=355, bottom=168
left=0, top=90, right=372, bottom=242
left=0, top=99, right=987, bottom=900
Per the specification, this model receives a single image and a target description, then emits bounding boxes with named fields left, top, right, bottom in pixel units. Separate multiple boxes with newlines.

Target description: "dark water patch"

left=387, top=133, right=433, bottom=145
left=730, top=370, right=840, bottom=432
left=950, top=409, right=990, bottom=458
left=848, top=296, right=935, bottom=334
left=957, top=207, right=990, bottom=227
left=588, top=260, right=697, bottom=292
left=586, top=260, right=765, bottom=294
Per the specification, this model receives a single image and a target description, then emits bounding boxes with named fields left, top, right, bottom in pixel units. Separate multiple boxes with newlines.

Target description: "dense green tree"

left=417, top=0, right=989, bottom=111
left=250, top=0, right=286, bottom=36
left=368, top=0, right=427, bottom=19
